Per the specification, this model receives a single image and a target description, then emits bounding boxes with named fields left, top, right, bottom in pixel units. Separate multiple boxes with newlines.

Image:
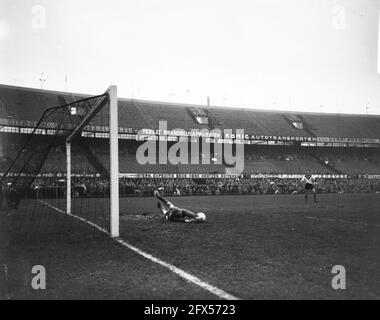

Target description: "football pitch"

left=2, top=193, right=380, bottom=299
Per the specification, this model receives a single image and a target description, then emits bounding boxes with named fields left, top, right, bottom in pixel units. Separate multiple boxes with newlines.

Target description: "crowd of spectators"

left=119, top=177, right=380, bottom=196
left=3, top=176, right=379, bottom=199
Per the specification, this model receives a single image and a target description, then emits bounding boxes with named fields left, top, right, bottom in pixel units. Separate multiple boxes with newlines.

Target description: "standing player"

left=4, top=183, right=21, bottom=209
left=154, top=190, right=206, bottom=223
left=301, top=170, right=318, bottom=203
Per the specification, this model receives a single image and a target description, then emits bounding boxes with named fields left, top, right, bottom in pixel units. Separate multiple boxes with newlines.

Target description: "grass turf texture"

left=1, top=193, right=380, bottom=299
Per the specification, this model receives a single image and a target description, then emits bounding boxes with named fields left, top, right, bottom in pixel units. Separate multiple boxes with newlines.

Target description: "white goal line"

left=38, top=199, right=239, bottom=300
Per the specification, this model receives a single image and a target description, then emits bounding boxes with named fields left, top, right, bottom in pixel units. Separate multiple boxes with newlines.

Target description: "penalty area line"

left=39, top=200, right=239, bottom=300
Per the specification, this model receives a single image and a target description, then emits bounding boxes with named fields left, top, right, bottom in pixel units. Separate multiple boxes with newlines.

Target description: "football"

left=196, top=212, right=206, bottom=222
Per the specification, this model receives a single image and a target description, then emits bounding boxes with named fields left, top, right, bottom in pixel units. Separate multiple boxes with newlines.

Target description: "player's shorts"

left=166, top=207, right=185, bottom=222
left=305, top=183, right=314, bottom=190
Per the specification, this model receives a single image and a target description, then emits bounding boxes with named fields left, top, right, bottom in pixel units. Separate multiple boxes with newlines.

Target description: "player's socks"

left=157, top=202, right=166, bottom=215
left=156, top=193, right=168, bottom=205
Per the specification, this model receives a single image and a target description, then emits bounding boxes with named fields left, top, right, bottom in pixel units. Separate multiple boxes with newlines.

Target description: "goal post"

left=65, top=85, right=119, bottom=237
left=108, top=85, right=119, bottom=237
left=1, top=86, right=120, bottom=242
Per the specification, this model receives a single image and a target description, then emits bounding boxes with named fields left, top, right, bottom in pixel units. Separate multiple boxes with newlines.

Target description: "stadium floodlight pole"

left=108, top=85, right=119, bottom=238
left=39, top=72, right=46, bottom=89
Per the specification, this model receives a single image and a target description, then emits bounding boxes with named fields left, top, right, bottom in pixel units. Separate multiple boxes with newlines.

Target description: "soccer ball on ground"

left=196, top=212, right=206, bottom=222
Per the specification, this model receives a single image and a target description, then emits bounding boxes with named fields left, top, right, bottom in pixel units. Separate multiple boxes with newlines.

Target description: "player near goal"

left=154, top=190, right=206, bottom=223
left=0, top=182, right=22, bottom=210
left=301, top=170, right=318, bottom=203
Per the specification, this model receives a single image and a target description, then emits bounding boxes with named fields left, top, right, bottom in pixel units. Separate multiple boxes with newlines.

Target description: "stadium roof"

left=1, top=83, right=379, bottom=117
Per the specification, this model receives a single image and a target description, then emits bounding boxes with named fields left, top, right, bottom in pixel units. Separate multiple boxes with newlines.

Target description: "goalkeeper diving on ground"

left=154, top=189, right=206, bottom=223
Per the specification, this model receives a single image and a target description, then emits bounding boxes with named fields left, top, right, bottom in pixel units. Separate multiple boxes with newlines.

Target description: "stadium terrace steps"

left=309, top=147, right=380, bottom=175
left=301, top=114, right=380, bottom=139
left=302, top=148, right=343, bottom=175
left=117, top=100, right=149, bottom=129
left=134, top=102, right=197, bottom=130
left=77, top=139, right=109, bottom=176
left=332, top=160, right=380, bottom=175
left=243, top=146, right=337, bottom=175
left=40, top=149, right=95, bottom=174
left=291, top=115, right=316, bottom=137
left=207, top=107, right=318, bottom=137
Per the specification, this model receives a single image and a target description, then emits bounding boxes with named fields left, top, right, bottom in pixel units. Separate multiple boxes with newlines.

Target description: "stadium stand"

left=0, top=85, right=77, bottom=121
left=1, top=83, right=380, bottom=135
left=300, top=114, right=380, bottom=139
left=1, top=84, right=380, bottom=177
left=0, top=133, right=95, bottom=175
left=88, top=140, right=226, bottom=174
left=310, top=147, right=380, bottom=175
left=208, top=108, right=314, bottom=137
left=243, top=145, right=336, bottom=174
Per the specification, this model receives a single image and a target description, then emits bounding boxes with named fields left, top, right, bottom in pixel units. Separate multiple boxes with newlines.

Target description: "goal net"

left=0, top=86, right=119, bottom=244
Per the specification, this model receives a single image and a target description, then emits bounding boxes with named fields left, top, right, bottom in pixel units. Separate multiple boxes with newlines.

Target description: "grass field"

left=1, top=193, right=380, bottom=299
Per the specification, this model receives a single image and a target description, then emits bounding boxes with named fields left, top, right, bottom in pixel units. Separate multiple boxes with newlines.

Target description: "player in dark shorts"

left=301, top=170, right=318, bottom=203
left=154, top=190, right=206, bottom=223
